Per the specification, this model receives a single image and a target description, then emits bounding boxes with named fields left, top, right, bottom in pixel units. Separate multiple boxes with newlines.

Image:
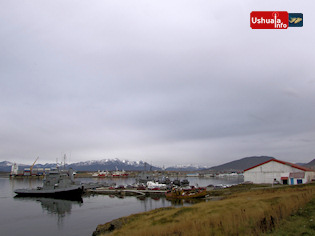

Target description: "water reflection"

left=166, top=198, right=205, bottom=206
left=14, top=196, right=83, bottom=228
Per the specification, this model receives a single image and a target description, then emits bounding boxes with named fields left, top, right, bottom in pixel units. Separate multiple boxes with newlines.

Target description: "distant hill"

left=295, top=163, right=306, bottom=166
left=306, top=159, right=315, bottom=166
left=0, top=161, right=40, bottom=172
left=206, top=156, right=276, bottom=172
left=0, top=161, right=13, bottom=172
left=302, top=159, right=315, bottom=170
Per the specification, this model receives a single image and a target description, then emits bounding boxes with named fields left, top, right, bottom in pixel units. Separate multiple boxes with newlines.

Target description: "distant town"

left=2, top=156, right=315, bottom=186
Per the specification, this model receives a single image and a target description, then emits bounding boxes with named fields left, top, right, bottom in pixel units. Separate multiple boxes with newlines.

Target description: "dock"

left=86, top=187, right=167, bottom=197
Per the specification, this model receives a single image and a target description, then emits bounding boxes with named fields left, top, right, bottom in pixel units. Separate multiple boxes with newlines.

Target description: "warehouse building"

left=243, top=159, right=315, bottom=185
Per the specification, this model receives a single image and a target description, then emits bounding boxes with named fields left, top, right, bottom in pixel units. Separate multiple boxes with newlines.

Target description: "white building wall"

left=244, top=161, right=305, bottom=184
left=301, top=172, right=315, bottom=184
left=306, top=172, right=315, bottom=182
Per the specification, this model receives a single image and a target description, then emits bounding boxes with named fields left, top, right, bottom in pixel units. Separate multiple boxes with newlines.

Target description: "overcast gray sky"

left=1, top=0, right=315, bottom=166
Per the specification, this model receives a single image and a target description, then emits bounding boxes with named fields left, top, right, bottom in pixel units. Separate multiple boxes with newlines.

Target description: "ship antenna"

left=64, top=154, right=66, bottom=170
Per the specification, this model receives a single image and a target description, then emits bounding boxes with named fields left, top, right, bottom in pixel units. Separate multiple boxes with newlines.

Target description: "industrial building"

left=243, top=159, right=315, bottom=185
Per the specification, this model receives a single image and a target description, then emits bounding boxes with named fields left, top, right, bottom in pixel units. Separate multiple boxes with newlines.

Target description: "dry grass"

left=93, top=184, right=315, bottom=236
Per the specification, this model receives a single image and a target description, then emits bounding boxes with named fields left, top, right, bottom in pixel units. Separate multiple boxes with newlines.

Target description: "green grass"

left=266, top=197, right=315, bottom=236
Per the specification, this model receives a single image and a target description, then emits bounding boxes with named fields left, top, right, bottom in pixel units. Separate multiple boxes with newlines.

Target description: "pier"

left=87, top=187, right=167, bottom=197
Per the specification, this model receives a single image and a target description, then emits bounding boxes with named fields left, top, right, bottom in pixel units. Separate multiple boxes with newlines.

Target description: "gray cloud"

left=1, top=1, right=315, bottom=166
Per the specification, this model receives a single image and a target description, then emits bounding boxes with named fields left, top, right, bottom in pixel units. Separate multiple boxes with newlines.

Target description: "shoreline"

left=93, top=183, right=315, bottom=235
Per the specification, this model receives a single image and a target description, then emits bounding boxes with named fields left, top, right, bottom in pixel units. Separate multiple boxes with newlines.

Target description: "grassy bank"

left=93, top=184, right=315, bottom=236
left=266, top=196, right=315, bottom=235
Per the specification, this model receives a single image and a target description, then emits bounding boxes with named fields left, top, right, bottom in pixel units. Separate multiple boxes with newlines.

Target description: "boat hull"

left=14, top=186, right=84, bottom=199
left=165, top=190, right=207, bottom=199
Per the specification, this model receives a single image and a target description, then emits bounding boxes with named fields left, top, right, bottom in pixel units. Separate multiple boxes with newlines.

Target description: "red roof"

left=244, top=159, right=314, bottom=172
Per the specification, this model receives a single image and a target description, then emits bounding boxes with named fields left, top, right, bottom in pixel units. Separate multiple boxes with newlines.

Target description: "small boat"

left=158, top=176, right=171, bottom=185
left=180, top=179, right=190, bottom=186
left=14, top=167, right=84, bottom=199
left=92, top=170, right=110, bottom=177
left=146, top=181, right=167, bottom=190
left=165, top=187, right=207, bottom=199
left=172, top=179, right=190, bottom=187
left=112, top=168, right=128, bottom=177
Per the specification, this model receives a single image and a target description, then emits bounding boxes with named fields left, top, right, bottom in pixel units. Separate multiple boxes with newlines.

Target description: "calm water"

left=0, top=175, right=243, bottom=236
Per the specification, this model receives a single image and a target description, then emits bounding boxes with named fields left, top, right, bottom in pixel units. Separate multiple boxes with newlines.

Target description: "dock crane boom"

left=30, top=156, right=39, bottom=175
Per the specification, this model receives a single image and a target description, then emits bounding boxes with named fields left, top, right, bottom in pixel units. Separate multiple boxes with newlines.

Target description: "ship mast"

left=63, top=154, right=66, bottom=169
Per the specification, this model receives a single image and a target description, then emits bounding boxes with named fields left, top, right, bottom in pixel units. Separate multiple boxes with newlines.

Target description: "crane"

left=30, top=156, right=39, bottom=175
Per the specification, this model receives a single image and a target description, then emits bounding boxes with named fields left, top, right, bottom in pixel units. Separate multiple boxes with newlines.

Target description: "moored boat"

left=14, top=167, right=84, bottom=199
left=165, top=187, right=207, bottom=199
left=92, top=170, right=110, bottom=177
left=112, top=168, right=128, bottom=177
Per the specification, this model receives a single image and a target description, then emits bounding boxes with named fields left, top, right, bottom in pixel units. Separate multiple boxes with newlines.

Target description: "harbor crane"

left=30, top=156, right=39, bottom=175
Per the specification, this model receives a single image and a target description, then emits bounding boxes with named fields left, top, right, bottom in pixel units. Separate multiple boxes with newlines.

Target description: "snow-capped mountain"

left=0, top=161, right=12, bottom=172
left=0, top=159, right=160, bottom=172
left=0, top=161, right=27, bottom=172
left=165, top=164, right=209, bottom=171
left=67, top=158, right=160, bottom=171
left=0, top=159, right=208, bottom=172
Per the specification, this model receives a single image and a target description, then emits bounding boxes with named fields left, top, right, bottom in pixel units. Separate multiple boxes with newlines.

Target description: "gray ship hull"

left=14, top=185, right=84, bottom=199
